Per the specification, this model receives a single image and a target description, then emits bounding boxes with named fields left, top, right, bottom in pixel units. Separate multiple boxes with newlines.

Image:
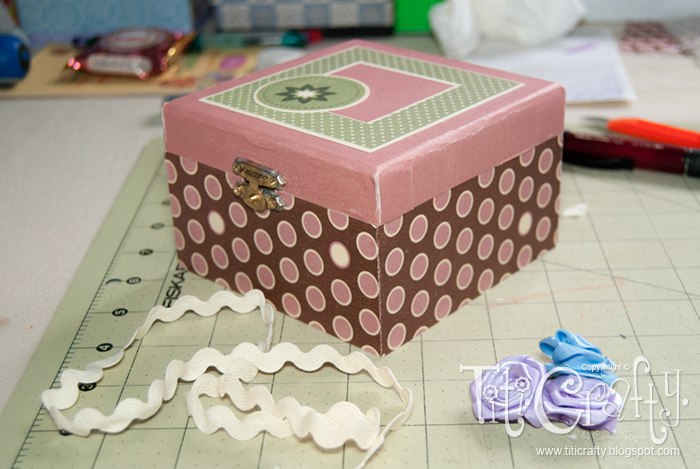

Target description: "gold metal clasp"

left=232, top=159, right=286, bottom=212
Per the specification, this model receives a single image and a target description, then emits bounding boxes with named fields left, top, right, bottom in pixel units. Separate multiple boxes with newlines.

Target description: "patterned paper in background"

left=620, top=18, right=700, bottom=58
left=214, top=0, right=394, bottom=31
left=15, top=0, right=195, bottom=39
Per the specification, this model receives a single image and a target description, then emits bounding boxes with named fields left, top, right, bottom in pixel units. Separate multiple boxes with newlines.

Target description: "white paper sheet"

left=467, top=27, right=636, bottom=104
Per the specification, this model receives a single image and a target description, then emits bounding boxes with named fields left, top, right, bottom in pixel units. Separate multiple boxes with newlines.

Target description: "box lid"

left=163, top=40, right=564, bottom=226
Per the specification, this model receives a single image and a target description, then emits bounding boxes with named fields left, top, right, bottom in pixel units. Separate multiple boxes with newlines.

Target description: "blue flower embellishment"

left=539, top=329, right=617, bottom=386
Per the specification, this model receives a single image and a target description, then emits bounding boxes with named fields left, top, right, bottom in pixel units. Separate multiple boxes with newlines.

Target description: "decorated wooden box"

left=163, top=40, right=564, bottom=355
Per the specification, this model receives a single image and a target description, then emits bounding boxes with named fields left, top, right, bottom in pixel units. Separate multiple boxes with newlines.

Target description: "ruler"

left=0, top=140, right=238, bottom=468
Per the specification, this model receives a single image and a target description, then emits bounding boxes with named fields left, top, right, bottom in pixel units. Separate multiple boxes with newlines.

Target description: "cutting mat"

left=1, top=139, right=699, bottom=468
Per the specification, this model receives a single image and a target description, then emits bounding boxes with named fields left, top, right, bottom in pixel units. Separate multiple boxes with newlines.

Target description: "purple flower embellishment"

left=539, top=329, right=617, bottom=386
left=542, top=375, right=622, bottom=433
left=470, top=355, right=545, bottom=428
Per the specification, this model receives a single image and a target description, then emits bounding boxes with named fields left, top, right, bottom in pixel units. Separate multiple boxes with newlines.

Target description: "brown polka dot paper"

left=165, top=136, right=561, bottom=355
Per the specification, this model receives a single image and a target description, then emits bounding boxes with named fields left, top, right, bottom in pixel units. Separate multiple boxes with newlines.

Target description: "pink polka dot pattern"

left=498, top=239, right=514, bottom=265
left=385, top=247, right=404, bottom=276
left=536, top=216, right=552, bottom=242
left=279, top=257, right=299, bottom=283
left=478, top=198, right=495, bottom=225
left=433, top=190, right=451, bottom=212
left=356, top=232, right=378, bottom=260
left=434, top=295, right=452, bottom=321
left=477, top=234, right=495, bottom=260
left=169, top=194, right=181, bottom=218
left=433, top=259, right=452, bottom=286
left=255, top=209, right=270, bottom=220
left=234, top=272, right=253, bottom=293
left=191, top=252, right=209, bottom=276
left=187, top=220, right=205, bottom=244
left=305, top=286, right=326, bottom=312
left=413, top=326, right=429, bottom=339
left=253, top=229, right=273, bottom=255
left=333, top=315, right=354, bottom=342
left=173, top=227, right=185, bottom=251
left=409, top=215, right=428, bottom=243
left=556, top=160, right=562, bottom=181
left=498, top=205, right=515, bottom=231
left=331, top=279, right=352, bottom=306
left=538, top=149, right=554, bottom=174
left=387, top=323, right=406, bottom=351
left=184, top=185, right=202, bottom=210
left=478, top=269, right=494, bottom=293
left=279, top=192, right=295, bottom=210
left=231, top=237, right=250, bottom=263
left=357, top=271, right=379, bottom=298
left=456, top=263, right=473, bottom=290
left=276, top=221, right=297, bottom=248
left=211, top=244, right=229, bottom=270
left=282, top=293, right=302, bottom=318
left=478, top=168, right=495, bottom=188
left=433, top=221, right=452, bottom=250
left=455, top=190, right=473, bottom=218
left=537, top=183, right=552, bottom=209
left=165, top=160, right=177, bottom=184
left=301, top=211, right=322, bottom=239
left=386, top=286, right=405, bottom=314
left=519, top=147, right=535, bottom=167
left=180, top=156, right=198, bottom=175
left=256, top=264, right=275, bottom=290
left=411, top=290, right=430, bottom=317
left=165, top=136, right=561, bottom=355
left=499, top=169, right=515, bottom=195
left=228, top=202, right=247, bottom=228
left=309, top=320, right=326, bottom=333
left=455, top=228, right=473, bottom=255
left=383, top=216, right=403, bottom=237
left=303, top=249, right=324, bottom=276
left=410, top=253, right=430, bottom=281
left=517, top=245, right=533, bottom=269
left=204, top=175, right=223, bottom=201
left=519, top=177, right=534, bottom=202
left=361, top=345, right=379, bottom=356
left=327, top=209, right=349, bottom=230
left=359, top=309, right=380, bottom=336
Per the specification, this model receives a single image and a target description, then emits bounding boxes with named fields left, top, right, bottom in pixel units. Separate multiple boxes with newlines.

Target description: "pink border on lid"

left=163, top=40, right=564, bottom=225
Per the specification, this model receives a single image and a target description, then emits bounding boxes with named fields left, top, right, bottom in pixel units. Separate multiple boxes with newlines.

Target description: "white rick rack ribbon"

left=42, top=289, right=413, bottom=468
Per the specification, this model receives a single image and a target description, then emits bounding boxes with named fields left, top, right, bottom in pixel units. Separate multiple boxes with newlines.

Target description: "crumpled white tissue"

left=430, top=0, right=587, bottom=58
left=429, top=0, right=481, bottom=60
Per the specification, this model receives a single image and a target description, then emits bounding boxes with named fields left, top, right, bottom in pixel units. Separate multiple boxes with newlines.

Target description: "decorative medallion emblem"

left=254, top=75, right=367, bottom=112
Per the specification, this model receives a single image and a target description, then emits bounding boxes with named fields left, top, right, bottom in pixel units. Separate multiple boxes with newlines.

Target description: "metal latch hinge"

left=232, top=159, right=286, bottom=212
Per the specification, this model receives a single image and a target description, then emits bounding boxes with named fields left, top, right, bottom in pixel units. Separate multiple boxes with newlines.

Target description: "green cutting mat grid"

left=2, top=140, right=699, bottom=468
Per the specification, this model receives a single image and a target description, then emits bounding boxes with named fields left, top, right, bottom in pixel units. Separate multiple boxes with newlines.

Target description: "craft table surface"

left=1, top=34, right=699, bottom=468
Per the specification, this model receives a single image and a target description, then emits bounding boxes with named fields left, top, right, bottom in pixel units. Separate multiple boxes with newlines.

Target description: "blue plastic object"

left=0, top=32, right=30, bottom=84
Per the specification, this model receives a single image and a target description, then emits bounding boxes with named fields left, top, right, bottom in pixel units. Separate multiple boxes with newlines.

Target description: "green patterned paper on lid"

left=200, top=46, right=523, bottom=152
left=255, top=76, right=368, bottom=112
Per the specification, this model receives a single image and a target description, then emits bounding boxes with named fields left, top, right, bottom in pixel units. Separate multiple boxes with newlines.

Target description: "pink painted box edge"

left=163, top=39, right=565, bottom=225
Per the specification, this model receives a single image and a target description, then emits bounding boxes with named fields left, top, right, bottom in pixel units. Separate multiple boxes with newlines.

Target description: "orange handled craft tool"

left=587, top=117, right=700, bottom=149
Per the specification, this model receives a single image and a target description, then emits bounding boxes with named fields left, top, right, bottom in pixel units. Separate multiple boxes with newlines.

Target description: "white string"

left=41, top=289, right=413, bottom=468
